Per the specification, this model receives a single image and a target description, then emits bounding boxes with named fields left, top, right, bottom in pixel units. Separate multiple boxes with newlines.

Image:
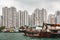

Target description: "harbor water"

left=0, top=33, right=60, bottom=40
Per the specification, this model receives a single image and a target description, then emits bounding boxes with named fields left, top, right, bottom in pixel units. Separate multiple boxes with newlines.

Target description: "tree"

left=0, top=26, right=5, bottom=32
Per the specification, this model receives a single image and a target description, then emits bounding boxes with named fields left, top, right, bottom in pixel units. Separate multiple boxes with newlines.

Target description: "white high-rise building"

left=28, top=13, right=35, bottom=26
left=17, top=10, right=29, bottom=27
left=48, top=14, right=55, bottom=24
left=42, top=8, right=47, bottom=23
left=32, top=8, right=47, bottom=26
left=28, top=15, right=31, bottom=26
left=34, top=8, right=41, bottom=26
left=23, top=10, right=29, bottom=26
left=1, top=16, right=3, bottom=26
left=16, top=10, right=21, bottom=27
left=56, top=11, right=60, bottom=24
left=8, top=7, right=17, bottom=28
left=2, top=7, right=17, bottom=28
left=0, top=16, right=2, bottom=27
left=31, top=13, right=35, bottom=26
left=2, top=7, right=8, bottom=27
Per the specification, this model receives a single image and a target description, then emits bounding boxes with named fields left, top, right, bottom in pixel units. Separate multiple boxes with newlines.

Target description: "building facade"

left=48, top=14, right=55, bottom=24
left=2, top=7, right=17, bottom=28
left=17, top=10, right=29, bottom=27
left=0, top=16, right=2, bottom=27
left=56, top=11, right=60, bottom=24
left=32, top=8, right=47, bottom=26
left=2, top=7, right=8, bottom=27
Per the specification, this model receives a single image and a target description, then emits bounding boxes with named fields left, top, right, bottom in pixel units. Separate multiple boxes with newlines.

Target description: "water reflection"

left=0, top=33, right=60, bottom=40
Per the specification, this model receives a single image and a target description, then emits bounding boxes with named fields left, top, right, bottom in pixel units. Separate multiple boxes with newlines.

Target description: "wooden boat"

left=19, top=26, right=26, bottom=32
left=24, top=23, right=60, bottom=38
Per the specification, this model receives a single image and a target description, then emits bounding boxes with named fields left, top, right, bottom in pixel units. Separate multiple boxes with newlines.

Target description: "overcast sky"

left=0, top=0, right=60, bottom=15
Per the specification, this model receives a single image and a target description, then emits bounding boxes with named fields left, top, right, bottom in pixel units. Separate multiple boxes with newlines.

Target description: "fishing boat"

left=19, top=26, right=26, bottom=32
left=24, top=23, right=60, bottom=38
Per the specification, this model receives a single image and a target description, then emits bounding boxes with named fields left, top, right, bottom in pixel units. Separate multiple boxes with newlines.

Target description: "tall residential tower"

left=2, top=7, right=17, bottom=28
left=32, top=8, right=47, bottom=26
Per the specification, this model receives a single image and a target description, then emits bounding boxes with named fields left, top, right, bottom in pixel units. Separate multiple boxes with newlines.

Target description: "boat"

left=24, top=23, right=60, bottom=38
left=19, top=26, right=30, bottom=33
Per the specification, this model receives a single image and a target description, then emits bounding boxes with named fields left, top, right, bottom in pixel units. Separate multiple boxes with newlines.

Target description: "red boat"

left=24, top=23, right=60, bottom=38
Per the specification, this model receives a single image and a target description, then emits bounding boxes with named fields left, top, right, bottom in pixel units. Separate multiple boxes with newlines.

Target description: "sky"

left=0, top=0, right=60, bottom=15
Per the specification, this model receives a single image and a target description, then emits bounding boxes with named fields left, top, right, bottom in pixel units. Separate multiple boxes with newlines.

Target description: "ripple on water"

left=0, top=33, right=60, bottom=40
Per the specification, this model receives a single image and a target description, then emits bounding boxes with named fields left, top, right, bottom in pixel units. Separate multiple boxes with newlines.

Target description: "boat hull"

left=24, top=32, right=60, bottom=38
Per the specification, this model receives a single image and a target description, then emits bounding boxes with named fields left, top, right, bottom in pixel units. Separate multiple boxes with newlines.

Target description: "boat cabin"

left=46, top=24, right=60, bottom=34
